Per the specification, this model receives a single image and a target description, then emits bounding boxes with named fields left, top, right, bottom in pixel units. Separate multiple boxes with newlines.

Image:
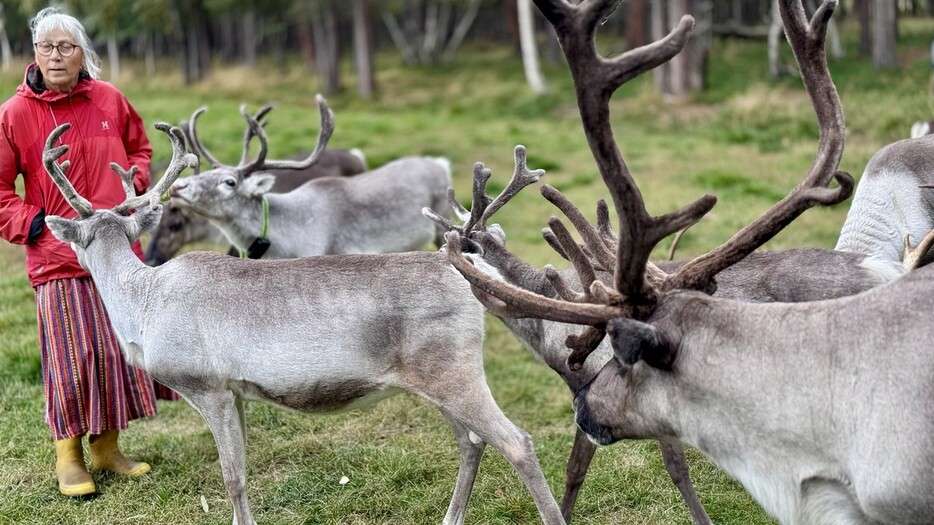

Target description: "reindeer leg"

left=235, top=396, right=247, bottom=447
left=439, top=413, right=487, bottom=525
left=434, top=382, right=566, bottom=525
left=560, top=428, right=597, bottom=524
left=659, top=440, right=712, bottom=525
left=186, top=391, right=254, bottom=525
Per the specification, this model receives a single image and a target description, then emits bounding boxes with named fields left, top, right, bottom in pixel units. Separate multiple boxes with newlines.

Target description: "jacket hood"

left=18, top=63, right=92, bottom=102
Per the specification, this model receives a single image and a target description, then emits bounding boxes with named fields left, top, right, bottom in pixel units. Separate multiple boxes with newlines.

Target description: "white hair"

left=30, top=7, right=101, bottom=80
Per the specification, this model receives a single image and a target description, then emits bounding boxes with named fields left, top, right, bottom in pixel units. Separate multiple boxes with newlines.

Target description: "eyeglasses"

left=34, top=42, right=79, bottom=57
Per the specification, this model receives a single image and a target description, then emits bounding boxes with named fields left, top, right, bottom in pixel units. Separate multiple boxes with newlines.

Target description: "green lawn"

left=2, top=18, right=932, bottom=525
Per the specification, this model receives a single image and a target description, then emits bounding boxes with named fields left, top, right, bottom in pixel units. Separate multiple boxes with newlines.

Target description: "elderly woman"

left=0, top=7, right=175, bottom=497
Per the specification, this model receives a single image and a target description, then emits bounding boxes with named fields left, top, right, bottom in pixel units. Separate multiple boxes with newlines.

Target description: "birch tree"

left=518, top=0, right=547, bottom=94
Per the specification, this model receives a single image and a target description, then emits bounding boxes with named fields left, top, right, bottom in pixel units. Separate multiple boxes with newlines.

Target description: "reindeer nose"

left=168, top=181, right=187, bottom=197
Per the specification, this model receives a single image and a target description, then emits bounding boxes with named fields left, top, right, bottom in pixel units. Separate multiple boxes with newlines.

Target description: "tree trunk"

left=380, top=7, right=418, bottom=65
left=352, top=0, right=375, bottom=99
left=872, top=0, right=897, bottom=69
left=218, top=14, right=236, bottom=62
left=626, top=0, right=648, bottom=49
left=295, top=2, right=317, bottom=71
left=107, top=36, right=120, bottom=82
left=243, top=10, right=257, bottom=68
left=518, top=0, right=547, bottom=94
left=768, top=0, right=784, bottom=79
left=652, top=0, right=708, bottom=100
left=141, top=33, right=155, bottom=76
left=442, top=0, right=483, bottom=63
left=503, top=0, right=521, bottom=56
left=0, top=11, right=12, bottom=72
left=857, top=0, right=871, bottom=56
left=311, top=1, right=340, bottom=94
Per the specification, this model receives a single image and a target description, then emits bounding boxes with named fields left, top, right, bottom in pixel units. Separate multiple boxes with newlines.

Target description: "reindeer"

left=425, top=158, right=902, bottom=524
left=439, top=1, right=934, bottom=524
left=144, top=104, right=368, bottom=265
left=41, top=122, right=568, bottom=525
left=169, top=95, right=451, bottom=259
left=835, top=132, right=934, bottom=268
left=910, top=119, right=934, bottom=138
left=421, top=0, right=910, bottom=523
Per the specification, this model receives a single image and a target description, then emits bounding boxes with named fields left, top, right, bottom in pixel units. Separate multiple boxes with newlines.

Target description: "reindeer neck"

left=210, top=196, right=265, bottom=253
left=82, top=234, right=154, bottom=359
left=479, top=239, right=612, bottom=388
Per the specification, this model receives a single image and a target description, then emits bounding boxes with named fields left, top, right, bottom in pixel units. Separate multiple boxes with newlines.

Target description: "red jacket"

left=0, top=64, right=152, bottom=287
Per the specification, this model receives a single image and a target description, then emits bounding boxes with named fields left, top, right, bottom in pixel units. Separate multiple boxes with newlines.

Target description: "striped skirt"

left=35, top=277, right=178, bottom=441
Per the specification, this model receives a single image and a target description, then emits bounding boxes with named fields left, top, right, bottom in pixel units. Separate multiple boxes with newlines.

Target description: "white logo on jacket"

left=101, top=121, right=110, bottom=130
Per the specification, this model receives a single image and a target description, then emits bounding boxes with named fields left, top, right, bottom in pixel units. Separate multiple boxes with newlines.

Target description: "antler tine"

left=460, top=163, right=493, bottom=234
left=542, top=227, right=571, bottom=262
left=243, top=94, right=335, bottom=174
left=595, top=199, right=618, bottom=251
left=187, top=107, right=226, bottom=169
left=238, top=104, right=277, bottom=166
left=903, top=230, right=934, bottom=270
left=109, top=163, right=140, bottom=201
left=42, top=123, right=93, bottom=218
left=541, top=185, right=616, bottom=271
left=547, top=216, right=599, bottom=297
left=565, top=326, right=608, bottom=371
left=443, top=231, right=630, bottom=324
left=448, top=188, right=472, bottom=223
left=115, top=123, right=198, bottom=214
left=237, top=104, right=270, bottom=175
left=476, top=145, right=546, bottom=229
left=422, top=206, right=459, bottom=233
left=665, top=0, right=849, bottom=292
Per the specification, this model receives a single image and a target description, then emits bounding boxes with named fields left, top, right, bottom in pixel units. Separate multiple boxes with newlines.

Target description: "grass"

left=2, top=16, right=933, bottom=524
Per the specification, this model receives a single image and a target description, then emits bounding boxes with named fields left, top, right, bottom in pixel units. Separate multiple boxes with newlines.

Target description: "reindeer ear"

left=45, top=216, right=82, bottom=244
left=487, top=223, right=507, bottom=245
left=240, top=174, right=275, bottom=197
left=127, top=206, right=163, bottom=240
left=607, top=318, right=677, bottom=371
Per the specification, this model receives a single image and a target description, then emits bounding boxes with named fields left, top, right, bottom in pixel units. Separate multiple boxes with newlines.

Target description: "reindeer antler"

left=423, top=145, right=545, bottom=238
left=187, top=95, right=335, bottom=179
left=43, top=124, right=92, bottom=218
left=444, top=0, right=849, bottom=370
left=114, top=123, right=199, bottom=214
left=44, top=123, right=198, bottom=218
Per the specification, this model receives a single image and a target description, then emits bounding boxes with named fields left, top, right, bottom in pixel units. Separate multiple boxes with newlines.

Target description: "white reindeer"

left=144, top=103, right=368, bottom=265
left=41, top=122, right=567, bottom=525
left=835, top=133, right=934, bottom=268
left=169, top=95, right=451, bottom=259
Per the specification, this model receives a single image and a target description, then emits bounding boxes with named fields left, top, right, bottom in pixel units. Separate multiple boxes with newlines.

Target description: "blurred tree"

left=652, top=0, right=711, bottom=100
left=352, top=0, right=375, bottom=99
left=872, top=0, right=897, bottom=68
left=380, top=0, right=482, bottom=65
left=309, top=0, right=341, bottom=94
left=132, top=0, right=173, bottom=75
left=518, top=0, right=546, bottom=94
left=0, top=2, right=13, bottom=71
left=171, top=0, right=211, bottom=84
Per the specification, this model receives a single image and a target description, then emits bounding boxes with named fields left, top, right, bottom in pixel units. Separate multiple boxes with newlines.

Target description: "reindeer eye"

left=224, top=179, right=236, bottom=187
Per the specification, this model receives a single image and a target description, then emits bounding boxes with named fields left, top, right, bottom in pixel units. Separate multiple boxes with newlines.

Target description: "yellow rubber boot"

left=54, top=437, right=96, bottom=497
left=88, top=429, right=151, bottom=477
